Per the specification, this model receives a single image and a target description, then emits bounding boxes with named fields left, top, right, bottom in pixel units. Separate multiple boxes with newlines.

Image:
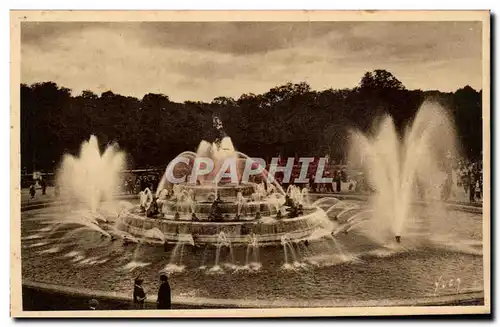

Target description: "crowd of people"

left=25, top=158, right=483, bottom=205
left=455, top=158, right=483, bottom=203
left=123, top=173, right=161, bottom=195
left=120, top=166, right=354, bottom=195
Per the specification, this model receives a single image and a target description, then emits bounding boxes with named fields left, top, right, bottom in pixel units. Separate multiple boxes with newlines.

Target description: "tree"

left=452, top=85, right=482, bottom=159
left=22, top=82, right=72, bottom=171
left=19, top=73, right=483, bottom=174
left=81, top=90, right=98, bottom=100
left=359, top=69, right=406, bottom=91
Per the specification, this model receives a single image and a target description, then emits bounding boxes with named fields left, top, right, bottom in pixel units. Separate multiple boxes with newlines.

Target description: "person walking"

left=133, top=277, right=147, bottom=309
left=157, top=274, right=171, bottom=309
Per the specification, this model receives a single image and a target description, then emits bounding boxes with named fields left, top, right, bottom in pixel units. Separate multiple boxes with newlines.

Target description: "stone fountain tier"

left=118, top=207, right=331, bottom=245
left=158, top=200, right=279, bottom=219
left=175, top=183, right=256, bottom=200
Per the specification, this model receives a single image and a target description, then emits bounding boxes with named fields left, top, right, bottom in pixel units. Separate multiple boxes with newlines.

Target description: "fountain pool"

left=20, top=101, right=485, bottom=308
left=21, top=196, right=483, bottom=307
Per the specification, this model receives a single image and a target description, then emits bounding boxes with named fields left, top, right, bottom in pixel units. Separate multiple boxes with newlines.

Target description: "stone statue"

left=146, top=197, right=160, bottom=218
left=209, top=196, right=223, bottom=221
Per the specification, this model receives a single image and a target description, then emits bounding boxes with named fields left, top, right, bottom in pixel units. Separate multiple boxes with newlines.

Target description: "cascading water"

left=163, top=235, right=194, bottom=274
left=211, top=232, right=234, bottom=271
left=245, top=233, right=260, bottom=268
left=139, top=188, right=153, bottom=209
left=236, top=191, right=245, bottom=216
left=281, top=234, right=299, bottom=268
left=155, top=151, right=196, bottom=198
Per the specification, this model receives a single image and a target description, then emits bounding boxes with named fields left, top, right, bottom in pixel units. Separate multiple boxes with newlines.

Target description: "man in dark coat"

left=40, top=178, right=47, bottom=195
left=335, top=171, right=342, bottom=193
left=157, top=274, right=171, bottom=309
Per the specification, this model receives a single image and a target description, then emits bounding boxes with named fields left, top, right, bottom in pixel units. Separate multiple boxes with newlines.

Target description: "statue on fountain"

left=284, top=194, right=295, bottom=207
left=297, top=204, right=304, bottom=215
left=209, top=195, right=223, bottom=221
left=146, top=197, right=160, bottom=218
left=286, top=205, right=300, bottom=218
left=191, top=234, right=201, bottom=254
left=282, top=194, right=302, bottom=218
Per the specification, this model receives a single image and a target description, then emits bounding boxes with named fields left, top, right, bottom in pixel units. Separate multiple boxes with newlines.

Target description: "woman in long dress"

left=133, top=277, right=147, bottom=309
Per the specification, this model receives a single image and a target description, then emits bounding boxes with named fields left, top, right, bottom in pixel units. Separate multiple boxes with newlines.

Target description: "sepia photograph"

left=10, top=10, right=490, bottom=317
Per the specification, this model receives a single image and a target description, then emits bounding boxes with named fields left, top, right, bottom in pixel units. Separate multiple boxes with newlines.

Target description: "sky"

left=21, top=21, right=482, bottom=102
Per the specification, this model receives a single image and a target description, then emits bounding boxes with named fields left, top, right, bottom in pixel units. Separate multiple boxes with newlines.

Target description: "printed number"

left=434, top=276, right=461, bottom=295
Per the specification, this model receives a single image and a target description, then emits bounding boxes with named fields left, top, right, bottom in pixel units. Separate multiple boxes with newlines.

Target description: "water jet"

left=21, top=118, right=483, bottom=307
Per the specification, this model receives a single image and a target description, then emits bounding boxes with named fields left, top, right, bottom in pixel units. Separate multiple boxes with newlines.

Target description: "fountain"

left=348, top=101, right=458, bottom=244
left=117, top=137, right=332, bottom=246
left=56, top=135, right=125, bottom=212
left=20, top=104, right=484, bottom=307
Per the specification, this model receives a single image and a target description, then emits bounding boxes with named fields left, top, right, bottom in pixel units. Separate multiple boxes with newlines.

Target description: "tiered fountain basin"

left=175, top=183, right=255, bottom=199
left=119, top=207, right=329, bottom=245
left=124, top=181, right=330, bottom=245
left=20, top=194, right=484, bottom=309
left=158, top=200, right=279, bottom=219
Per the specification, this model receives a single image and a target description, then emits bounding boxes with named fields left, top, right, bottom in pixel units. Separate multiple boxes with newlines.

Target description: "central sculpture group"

left=140, top=183, right=304, bottom=222
left=118, top=181, right=329, bottom=246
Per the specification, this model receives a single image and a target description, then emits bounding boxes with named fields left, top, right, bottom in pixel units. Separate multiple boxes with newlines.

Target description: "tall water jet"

left=349, top=101, right=457, bottom=242
left=57, top=135, right=126, bottom=212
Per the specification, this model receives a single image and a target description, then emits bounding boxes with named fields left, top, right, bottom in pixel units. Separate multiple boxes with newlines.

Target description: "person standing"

left=133, top=277, right=147, bottom=309
left=462, top=170, right=469, bottom=194
left=335, top=171, right=342, bottom=193
left=40, top=178, right=47, bottom=195
left=29, top=183, right=36, bottom=199
left=157, top=274, right=171, bottom=309
left=441, top=174, right=452, bottom=201
left=475, top=180, right=481, bottom=201
left=325, top=171, right=333, bottom=192
left=469, top=173, right=475, bottom=203
left=124, top=179, right=129, bottom=194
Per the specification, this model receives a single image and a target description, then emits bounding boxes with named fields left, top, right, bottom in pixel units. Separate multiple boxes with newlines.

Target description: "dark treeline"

left=20, top=69, right=482, bottom=173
